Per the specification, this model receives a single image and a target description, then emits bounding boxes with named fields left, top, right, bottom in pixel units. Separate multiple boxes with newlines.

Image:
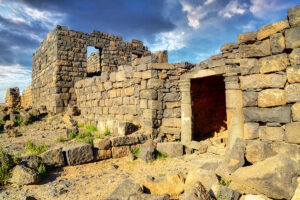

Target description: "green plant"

left=13, top=117, right=23, bottom=126
left=85, top=137, right=94, bottom=145
left=25, top=140, right=48, bottom=155
left=94, top=134, right=102, bottom=139
left=216, top=192, right=230, bottom=200
left=38, top=163, right=47, bottom=179
left=130, top=147, right=139, bottom=158
left=13, top=108, right=20, bottom=114
left=104, top=127, right=110, bottom=136
left=156, top=151, right=167, bottom=160
left=0, top=150, right=12, bottom=186
left=22, top=113, right=40, bottom=125
left=75, top=131, right=94, bottom=145
left=0, top=120, right=4, bottom=130
left=12, top=131, right=22, bottom=137
left=159, top=173, right=166, bottom=177
left=219, top=178, right=231, bottom=187
left=56, top=136, right=66, bottom=142
left=86, top=124, right=97, bottom=132
left=67, top=130, right=77, bottom=140
left=77, top=122, right=84, bottom=128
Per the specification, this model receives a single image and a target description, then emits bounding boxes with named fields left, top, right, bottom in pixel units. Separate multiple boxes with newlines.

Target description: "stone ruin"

left=5, top=5, right=300, bottom=164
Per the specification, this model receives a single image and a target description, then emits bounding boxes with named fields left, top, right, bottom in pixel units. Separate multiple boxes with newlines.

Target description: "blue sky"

left=0, top=0, right=299, bottom=102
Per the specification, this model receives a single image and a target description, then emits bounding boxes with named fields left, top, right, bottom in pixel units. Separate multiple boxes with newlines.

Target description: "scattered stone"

left=240, top=195, right=271, bottom=200
left=179, top=181, right=212, bottom=200
left=10, top=165, right=40, bottom=185
left=63, top=142, right=94, bottom=165
left=212, top=185, right=240, bottom=200
left=129, top=194, right=170, bottom=200
left=112, top=146, right=130, bottom=158
left=156, top=142, right=183, bottom=157
left=288, top=5, right=300, bottom=27
left=231, top=154, right=298, bottom=199
left=184, top=169, right=219, bottom=191
left=41, top=147, right=65, bottom=167
left=106, top=179, right=143, bottom=200
left=93, top=138, right=111, bottom=150
left=245, top=140, right=276, bottom=164
left=257, top=19, right=290, bottom=40
left=139, top=140, right=156, bottom=162
left=20, top=155, right=39, bottom=169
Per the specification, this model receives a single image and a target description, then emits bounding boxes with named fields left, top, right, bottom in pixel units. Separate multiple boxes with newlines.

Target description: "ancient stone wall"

left=5, top=87, right=20, bottom=108
left=32, top=25, right=150, bottom=114
left=21, top=85, right=32, bottom=108
left=87, top=52, right=100, bottom=74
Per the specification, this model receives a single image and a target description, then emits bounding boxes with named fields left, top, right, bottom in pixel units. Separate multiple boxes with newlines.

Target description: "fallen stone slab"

left=10, top=165, right=40, bottom=185
left=179, top=181, right=212, bottom=200
left=139, top=140, right=156, bottom=162
left=184, top=169, right=219, bottom=192
left=41, top=147, right=65, bottom=167
left=156, top=142, right=184, bottom=157
left=231, top=154, right=298, bottom=199
left=62, top=142, right=93, bottom=166
left=106, top=179, right=143, bottom=200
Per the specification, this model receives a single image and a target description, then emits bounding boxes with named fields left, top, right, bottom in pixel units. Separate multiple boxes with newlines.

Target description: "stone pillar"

left=179, top=80, right=192, bottom=145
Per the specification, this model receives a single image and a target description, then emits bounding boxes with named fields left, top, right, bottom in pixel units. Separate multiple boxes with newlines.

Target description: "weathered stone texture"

left=289, top=48, right=300, bottom=66
left=240, top=59, right=259, bottom=75
left=285, top=26, right=300, bottom=49
left=257, top=19, right=290, bottom=40
left=270, top=33, right=285, bottom=54
left=284, top=123, right=300, bottom=144
left=20, top=85, right=32, bottom=108
left=239, top=74, right=286, bottom=90
left=257, top=89, right=286, bottom=107
left=259, top=53, right=290, bottom=74
left=238, top=31, right=257, bottom=44
left=239, top=39, right=271, bottom=58
left=288, top=5, right=300, bottom=27
left=243, top=106, right=291, bottom=123
left=287, top=66, right=300, bottom=83
left=292, top=103, right=300, bottom=121
left=259, top=126, right=284, bottom=142
left=5, top=87, right=20, bottom=108
left=285, top=83, right=300, bottom=103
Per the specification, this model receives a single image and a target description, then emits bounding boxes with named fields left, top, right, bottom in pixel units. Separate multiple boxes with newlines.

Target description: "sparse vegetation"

left=75, top=131, right=94, bottom=145
left=130, top=147, right=139, bottom=158
left=216, top=192, right=230, bottom=200
left=94, top=134, right=102, bottom=139
left=13, top=108, right=20, bottom=114
left=37, top=163, right=47, bottom=179
left=0, top=120, right=4, bottom=130
left=67, top=130, right=77, bottom=140
left=22, top=112, right=40, bottom=126
left=0, top=150, right=12, bottom=186
left=219, top=177, right=231, bottom=187
left=156, top=151, right=167, bottom=160
left=86, top=124, right=97, bottom=132
left=25, top=140, right=48, bottom=155
left=13, top=117, right=23, bottom=126
left=104, top=127, right=111, bottom=136
left=56, top=136, right=67, bottom=142
left=77, top=122, right=84, bottom=128
left=11, top=131, right=22, bottom=138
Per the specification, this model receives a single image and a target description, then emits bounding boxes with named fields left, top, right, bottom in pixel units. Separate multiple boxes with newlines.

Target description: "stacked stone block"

left=32, top=25, right=150, bottom=114
left=87, top=52, right=100, bottom=74
left=5, top=87, right=20, bottom=108
left=20, top=85, right=32, bottom=108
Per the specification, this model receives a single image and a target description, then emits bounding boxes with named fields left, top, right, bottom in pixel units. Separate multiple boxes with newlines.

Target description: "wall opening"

left=87, top=46, right=102, bottom=77
left=191, top=75, right=227, bottom=141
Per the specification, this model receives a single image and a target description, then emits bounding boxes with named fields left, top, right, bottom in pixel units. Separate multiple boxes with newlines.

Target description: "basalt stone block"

left=239, top=74, right=286, bottom=90
left=285, top=83, right=300, bottom=103
left=288, top=5, right=300, bottom=27
left=285, top=26, right=300, bottom=49
left=240, top=58, right=259, bottom=75
left=93, top=138, right=111, bottom=150
left=285, top=123, right=300, bottom=144
left=238, top=31, right=257, bottom=44
left=10, top=165, right=40, bottom=185
left=62, top=143, right=94, bottom=166
left=93, top=149, right=112, bottom=161
left=239, top=39, right=271, bottom=58
left=287, top=66, right=300, bottom=83
left=257, top=19, right=290, bottom=40
left=110, top=135, right=139, bottom=147
left=242, top=91, right=258, bottom=107
left=40, top=147, right=65, bottom=167
left=289, top=48, right=300, bottom=66
left=156, top=142, right=183, bottom=157
left=259, top=53, right=290, bottom=74
left=243, top=106, right=291, bottom=123
left=257, top=89, right=286, bottom=107
left=112, top=146, right=130, bottom=158
left=270, top=33, right=285, bottom=54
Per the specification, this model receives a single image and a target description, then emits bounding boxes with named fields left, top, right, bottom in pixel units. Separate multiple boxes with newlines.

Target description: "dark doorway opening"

left=191, top=75, right=227, bottom=141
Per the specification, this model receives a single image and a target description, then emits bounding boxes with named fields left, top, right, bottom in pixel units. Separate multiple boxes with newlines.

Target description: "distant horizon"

left=0, top=0, right=299, bottom=103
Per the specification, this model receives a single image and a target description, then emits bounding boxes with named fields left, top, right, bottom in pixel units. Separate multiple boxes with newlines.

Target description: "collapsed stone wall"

left=32, top=25, right=150, bottom=114
left=75, top=54, right=192, bottom=140
left=5, top=87, right=20, bottom=108
left=20, top=85, right=32, bottom=109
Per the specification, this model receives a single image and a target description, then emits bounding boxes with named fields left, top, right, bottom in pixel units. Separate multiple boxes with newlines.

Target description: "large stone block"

left=289, top=48, right=300, bottom=66
left=285, top=83, right=300, bottom=103
left=156, top=142, right=183, bottom=157
left=259, top=53, right=289, bottom=74
left=271, top=142, right=299, bottom=162
left=243, top=122, right=259, bottom=139
left=62, top=143, right=94, bottom=165
left=238, top=31, right=257, bottom=44
left=292, top=102, right=300, bottom=121
left=164, top=93, right=180, bottom=102
left=231, top=155, right=298, bottom=200
left=245, top=140, right=276, bottom=164
left=93, top=149, right=111, bottom=161
left=288, top=5, right=300, bottom=27
left=139, top=141, right=156, bottom=162
left=240, top=58, right=259, bottom=75
left=112, top=146, right=130, bottom=158
left=40, top=147, right=65, bottom=167
left=242, top=91, right=258, bottom=107
left=220, top=42, right=239, bottom=52
left=10, top=165, right=40, bottom=185
left=243, top=106, right=291, bottom=123
left=239, top=39, right=271, bottom=58
left=285, top=123, right=300, bottom=144
left=239, top=74, right=286, bottom=90
left=287, top=66, right=300, bottom=83
left=110, top=135, right=139, bottom=147
left=162, top=118, right=181, bottom=128
left=93, top=138, right=111, bottom=150
left=270, top=33, right=285, bottom=54
left=259, top=126, right=284, bottom=142
left=257, top=89, right=286, bottom=107
left=257, top=19, right=290, bottom=40
left=140, top=90, right=158, bottom=100
left=285, top=26, right=300, bottom=49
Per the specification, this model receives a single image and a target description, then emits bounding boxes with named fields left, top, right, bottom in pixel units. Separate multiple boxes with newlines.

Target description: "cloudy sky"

left=0, top=0, right=298, bottom=102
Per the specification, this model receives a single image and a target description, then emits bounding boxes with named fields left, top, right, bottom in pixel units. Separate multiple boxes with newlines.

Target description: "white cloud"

left=241, top=20, right=257, bottom=32
left=219, top=0, right=247, bottom=18
left=249, top=0, right=293, bottom=19
left=180, top=0, right=208, bottom=29
left=0, top=65, right=32, bottom=103
left=204, top=0, right=214, bottom=6
left=147, top=30, right=187, bottom=52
